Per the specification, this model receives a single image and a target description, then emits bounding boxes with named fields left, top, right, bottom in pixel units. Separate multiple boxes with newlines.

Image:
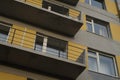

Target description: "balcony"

left=55, top=0, right=79, bottom=6
left=0, top=0, right=83, bottom=37
left=0, top=27, right=86, bottom=79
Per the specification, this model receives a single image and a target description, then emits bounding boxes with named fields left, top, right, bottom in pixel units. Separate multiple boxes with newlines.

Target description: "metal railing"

left=18, top=0, right=81, bottom=21
left=0, top=27, right=85, bottom=64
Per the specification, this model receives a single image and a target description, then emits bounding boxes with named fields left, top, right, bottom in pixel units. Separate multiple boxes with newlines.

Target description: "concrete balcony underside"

left=0, top=0, right=82, bottom=37
left=0, top=42, right=86, bottom=79
left=56, top=0, right=79, bottom=6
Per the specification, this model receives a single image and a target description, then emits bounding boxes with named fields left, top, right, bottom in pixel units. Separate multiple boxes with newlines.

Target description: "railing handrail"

left=0, top=27, right=85, bottom=64
left=18, top=0, right=81, bottom=20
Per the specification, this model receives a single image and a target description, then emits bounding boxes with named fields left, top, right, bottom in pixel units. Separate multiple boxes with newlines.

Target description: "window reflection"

left=85, top=0, right=105, bottom=9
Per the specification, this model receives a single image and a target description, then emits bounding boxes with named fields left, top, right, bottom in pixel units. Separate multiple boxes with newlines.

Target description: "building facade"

left=0, top=0, right=120, bottom=80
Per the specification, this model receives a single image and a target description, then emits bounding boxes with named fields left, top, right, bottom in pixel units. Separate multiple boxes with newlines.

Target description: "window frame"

left=86, top=17, right=111, bottom=38
left=34, top=33, right=68, bottom=58
left=88, top=49, right=118, bottom=77
left=85, top=0, right=106, bottom=10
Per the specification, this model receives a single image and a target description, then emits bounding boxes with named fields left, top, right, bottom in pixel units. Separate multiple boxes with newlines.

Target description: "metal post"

left=11, top=28, right=16, bottom=44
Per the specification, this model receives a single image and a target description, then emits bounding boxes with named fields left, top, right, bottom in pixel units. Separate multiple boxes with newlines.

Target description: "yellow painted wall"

left=69, top=9, right=80, bottom=19
left=23, top=28, right=36, bottom=48
left=8, top=25, right=25, bottom=45
left=105, top=0, right=118, bottom=15
left=68, top=42, right=87, bottom=62
left=81, top=14, right=87, bottom=31
left=26, top=0, right=43, bottom=6
left=8, top=25, right=36, bottom=49
left=116, top=56, right=120, bottom=76
left=110, top=23, right=120, bottom=42
left=79, top=0, right=85, bottom=3
left=0, top=72, right=26, bottom=80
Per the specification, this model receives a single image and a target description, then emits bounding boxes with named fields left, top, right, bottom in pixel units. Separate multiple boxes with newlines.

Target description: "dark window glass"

left=86, top=23, right=92, bottom=32
left=0, top=23, right=10, bottom=41
left=47, top=37, right=67, bottom=58
left=35, top=35, right=44, bottom=52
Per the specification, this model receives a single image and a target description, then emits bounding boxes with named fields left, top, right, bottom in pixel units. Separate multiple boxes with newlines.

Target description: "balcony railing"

left=19, top=0, right=81, bottom=21
left=0, top=0, right=83, bottom=36
left=0, top=27, right=86, bottom=64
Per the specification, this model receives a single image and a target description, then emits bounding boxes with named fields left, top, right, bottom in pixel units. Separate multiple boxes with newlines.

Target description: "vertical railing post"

left=58, top=42, right=61, bottom=58
left=66, top=43, right=68, bottom=59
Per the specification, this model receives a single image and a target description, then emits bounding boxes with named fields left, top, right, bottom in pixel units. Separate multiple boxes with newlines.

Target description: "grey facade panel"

left=73, top=30, right=120, bottom=55
left=116, top=0, right=120, bottom=10
left=77, top=70, right=120, bottom=80
left=88, top=71, right=120, bottom=80
left=76, top=2, right=120, bottom=24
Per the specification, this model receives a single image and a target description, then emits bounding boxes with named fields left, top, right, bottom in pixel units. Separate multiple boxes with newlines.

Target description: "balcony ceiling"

left=0, top=0, right=82, bottom=37
left=56, top=0, right=79, bottom=6
left=0, top=41, right=86, bottom=79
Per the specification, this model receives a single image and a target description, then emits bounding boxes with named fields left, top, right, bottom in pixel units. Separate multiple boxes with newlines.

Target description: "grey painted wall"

left=116, top=0, right=120, bottom=10
left=76, top=2, right=120, bottom=25
left=77, top=70, right=120, bottom=80
left=73, top=30, right=120, bottom=56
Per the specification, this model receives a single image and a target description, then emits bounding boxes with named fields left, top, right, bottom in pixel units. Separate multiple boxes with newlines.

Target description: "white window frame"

left=86, top=0, right=105, bottom=9
left=88, top=50, right=118, bottom=77
left=86, top=19, right=95, bottom=33
left=34, top=34, right=48, bottom=53
left=86, top=18, right=109, bottom=38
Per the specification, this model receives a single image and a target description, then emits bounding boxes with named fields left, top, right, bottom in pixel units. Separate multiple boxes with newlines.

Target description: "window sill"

left=86, top=31, right=112, bottom=40
left=84, top=3, right=106, bottom=10
left=88, top=70, right=118, bottom=78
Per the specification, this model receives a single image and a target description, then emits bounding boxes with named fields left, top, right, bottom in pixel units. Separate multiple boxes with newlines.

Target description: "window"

left=47, top=37, right=67, bottom=58
left=35, top=33, right=67, bottom=58
left=85, top=0, right=106, bottom=9
left=0, top=22, right=11, bottom=42
left=88, top=50, right=117, bottom=76
left=86, top=17, right=110, bottom=38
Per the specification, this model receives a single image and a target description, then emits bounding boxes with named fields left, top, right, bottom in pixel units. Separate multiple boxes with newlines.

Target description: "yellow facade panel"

left=69, top=41, right=86, bottom=49
left=22, top=28, right=36, bottom=49
left=110, top=23, right=120, bottom=42
left=26, top=28, right=36, bottom=34
left=8, top=25, right=36, bottom=49
left=69, top=9, right=80, bottom=19
left=0, top=72, right=26, bottom=80
left=81, top=14, right=87, bottom=31
left=12, top=25, right=25, bottom=31
left=68, top=50, right=83, bottom=55
left=79, top=0, right=85, bottom=3
left=26, top=0, right=42, bottom=6
left=105, top=0, right=118, bottom=15
left=116, top=56, right=120, bottom=76
left=68, top=42, right=86, bottom=62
